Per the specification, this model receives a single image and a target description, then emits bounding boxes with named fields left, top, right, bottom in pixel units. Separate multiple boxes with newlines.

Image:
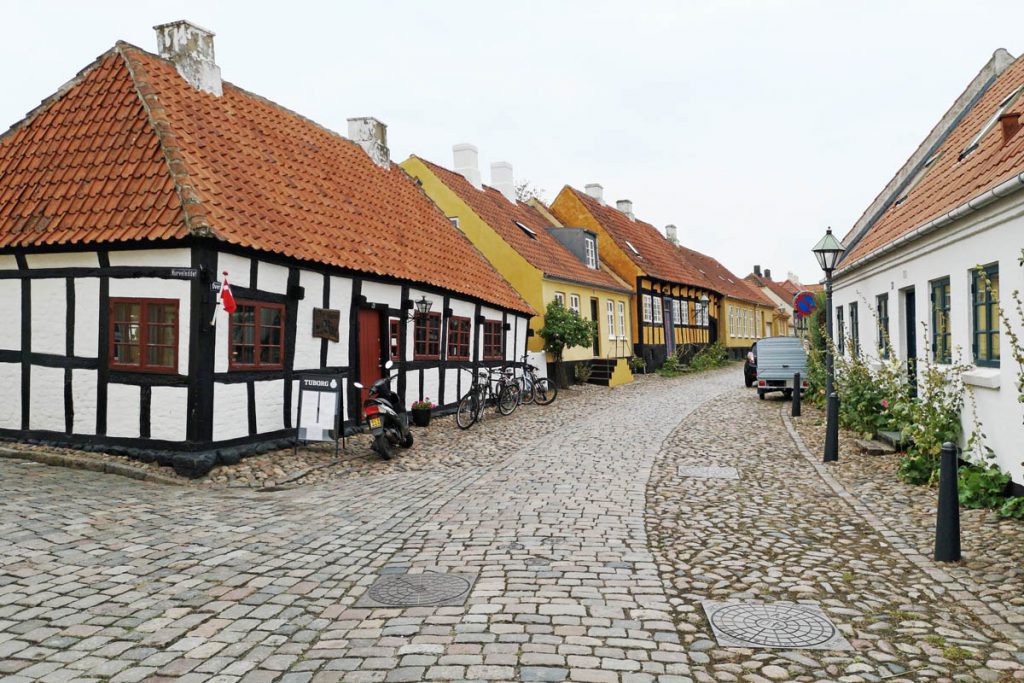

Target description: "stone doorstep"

left=0, top=447, right=185, bottom=487
left=853, top=439, right=895, bottom=456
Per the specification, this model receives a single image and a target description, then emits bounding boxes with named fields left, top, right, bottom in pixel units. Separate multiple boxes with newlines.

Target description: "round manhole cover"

left=710, top=604, right=837, bottom=648
left=366, top=573, right=472, bottom=607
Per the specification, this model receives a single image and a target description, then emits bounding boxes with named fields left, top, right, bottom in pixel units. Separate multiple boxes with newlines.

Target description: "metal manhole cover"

left=356, top=572, right=478, bottom=608
left=703, top=601, right=852, bottom=650
left=677, top=465, right=740, bottom=480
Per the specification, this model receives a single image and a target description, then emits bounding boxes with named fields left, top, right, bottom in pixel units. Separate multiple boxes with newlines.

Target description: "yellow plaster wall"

left=541, top=280, right=633, bottom=361
left=550, top=190, right=642, bottom=294
left=721, top=297, right=775, bottom=348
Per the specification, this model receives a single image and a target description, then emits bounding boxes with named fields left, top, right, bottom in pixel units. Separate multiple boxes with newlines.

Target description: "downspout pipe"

left=835, top=169, right=1024, bottom=277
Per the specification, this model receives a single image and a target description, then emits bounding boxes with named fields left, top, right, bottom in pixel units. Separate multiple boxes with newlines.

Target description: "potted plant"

left=410, top=398, right=436, bottom=427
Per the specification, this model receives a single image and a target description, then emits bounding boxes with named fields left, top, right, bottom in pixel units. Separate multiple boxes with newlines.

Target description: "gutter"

left=543, top=272, right=633, bottom=296
left=835, top=169, right=1024, bottom=277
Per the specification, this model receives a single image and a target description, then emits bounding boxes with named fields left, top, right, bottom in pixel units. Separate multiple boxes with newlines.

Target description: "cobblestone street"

left=2, top=369, right=1022, bottom=682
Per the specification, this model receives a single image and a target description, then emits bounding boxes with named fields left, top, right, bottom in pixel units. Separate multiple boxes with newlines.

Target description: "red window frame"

left=389, top=319, right=401, bottom=360
left=483, top=320, right=504, bottom=360
left=229, top=300, right=286, bottom=370
left=447, top=316, right=471, bottom=360
left=414, top=312, right=442, bottom=360
left=109, top=298, right=179, bottom=373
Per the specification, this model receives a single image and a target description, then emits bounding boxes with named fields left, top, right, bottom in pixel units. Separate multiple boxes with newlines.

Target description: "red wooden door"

left=358, top=308, right=383, bottom=407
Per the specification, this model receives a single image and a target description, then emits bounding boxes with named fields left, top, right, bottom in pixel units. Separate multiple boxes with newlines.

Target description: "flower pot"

left=411, top=409, right=432, bottom=427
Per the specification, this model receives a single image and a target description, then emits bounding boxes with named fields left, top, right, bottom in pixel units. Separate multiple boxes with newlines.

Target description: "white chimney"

left=616, top=199, right=634, bottom=220
left=453, top=144, right=482, bottom=189
left=154, top=20, right=222, bottom=96
left=490, top=162, right=515, bottom=202
left=665, top=224, right=678, bottom=245
left=585, top=183, right=604, bottom=203
left=347, top=117, right=390, bottom=168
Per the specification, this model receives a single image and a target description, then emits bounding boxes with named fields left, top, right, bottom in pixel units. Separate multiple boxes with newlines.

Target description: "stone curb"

left=780, top=405, right=1024, bottom=649
left=0, top=447, right=186, bottom=487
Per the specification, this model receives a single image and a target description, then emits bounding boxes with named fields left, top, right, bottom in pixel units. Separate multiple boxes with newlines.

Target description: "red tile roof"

left=561, top=186, right=711, bottom=288
left=413, top=158, right=628, bottom=293
left=0, top=44, right=531, bottom=314
left=678, top=247, right=774, bottom=306
left=745, top=273, right=801, bottom=306
left=841, top=52, right=1024, bottom=267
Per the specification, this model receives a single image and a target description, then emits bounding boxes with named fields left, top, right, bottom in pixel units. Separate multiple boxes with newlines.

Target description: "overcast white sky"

left=3, top=1, right=1023, bottom=285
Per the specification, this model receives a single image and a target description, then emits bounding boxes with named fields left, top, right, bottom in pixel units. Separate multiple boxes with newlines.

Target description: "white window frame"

left=652, top=297, right=663, bottom=324
left=555, top=292, right=565, bottom=307
left=680, top=300, right=689, bottom=325
left=642, top=294, right=652, bottom=323
left=671, top=300, right=680, bottom=327
left=585, top=238, right=597, bottom=269
left=729, top=305, right=735, bottom=337
left=961, top=85, right=1024, bottom=159
left=606, top=300, right=615, bottom=339
left=569, top=294, right=581, bottom=314
left=618, top=301, right=626, bottom=337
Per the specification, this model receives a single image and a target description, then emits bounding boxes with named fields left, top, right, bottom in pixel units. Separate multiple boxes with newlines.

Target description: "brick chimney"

left=764, top=268, right=772, bottom=280
left=665, top=225, right=678, bottom=245
left=616, top=199, right=634, bottom=220
left=453, top=144, right=482, bottom=190
left=490, top=161, right=515, bottom=202
left=154, top=20, right=222, bottom=96
left=347, top=117, right=389, bottom=168
left=754, top=265, right=762, bottom=277
left=585, top=183, right=604, bottom=203
left=1000, top=111, right=1022, bottom=144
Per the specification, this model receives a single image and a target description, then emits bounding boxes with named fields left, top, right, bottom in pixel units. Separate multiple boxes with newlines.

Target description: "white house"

left=0, top=21, right=532, bottom=477
left=833, top=48, right=1024, bottom=490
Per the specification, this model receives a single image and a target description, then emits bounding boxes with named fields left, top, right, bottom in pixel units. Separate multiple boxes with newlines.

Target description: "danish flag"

left=211, top=271, right=237, bottom=325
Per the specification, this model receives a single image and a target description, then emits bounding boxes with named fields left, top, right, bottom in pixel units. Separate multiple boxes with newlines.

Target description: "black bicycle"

left=456, top=367, right=521, bottom=429
left=514, top=354, right=557, bottom=405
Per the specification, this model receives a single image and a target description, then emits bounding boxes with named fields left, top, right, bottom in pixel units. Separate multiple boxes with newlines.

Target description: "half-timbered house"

left=0, top=21, right=532, bottom=476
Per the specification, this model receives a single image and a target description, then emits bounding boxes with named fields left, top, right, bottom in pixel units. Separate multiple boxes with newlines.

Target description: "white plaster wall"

left=527, top=350, right=548, bottom=379
left=254, top=379, right=285, bottom=433
left=0, top=280, right=20, bottom=350
left=109, top=278, right=191, bottom=372
left=0, top=363, right=20, bottom=428
left=219, top=253, right=251, bottom=288
left=0, top=255, right=17, bottom=270
left=419, top=367, right=440, bottom=407
left=364, top=281, right=402, bottom=309
left=259, top=261, right=290, bottom=294
left=30, top=366, right=66, bottom=432
left=294, top=271, right=324, bottom=371
left=71, top=370, right=97, bottom=435
left=106, top=383, right=140, bottom=439
left=832, top=205, right=1024, bottom=484
left=213, top=382, right=249, bottom=441
left=290, top=378, right=300, bottom=427
left=108, top=248, right=191, bottom=267
left=31, top=279, right=66, bottom=355
left=444, top=367, right=460, bottom=406
left=150, top=386, right=188, bottom=441
left=327, top=276, right=352, bottom=367
left=74, top=278, right=100, bottom=357
left=404, top=370, right=420, bottom=411
left=25, top=252, right=100, bottom=269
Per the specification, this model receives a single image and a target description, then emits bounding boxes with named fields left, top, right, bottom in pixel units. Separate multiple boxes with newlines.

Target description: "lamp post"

left=812, top=227, right=846, bottom=463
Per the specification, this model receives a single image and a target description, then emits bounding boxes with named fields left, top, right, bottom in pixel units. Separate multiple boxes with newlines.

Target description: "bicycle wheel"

left=497, top=384, right=521, bottom=415
left=456, top=392, right=478, bottom=429
left=516, top=376, right=535, bottom=404
left=533, top=378, right=557, bottom=405
left=472, top=388, right=485, bottom=422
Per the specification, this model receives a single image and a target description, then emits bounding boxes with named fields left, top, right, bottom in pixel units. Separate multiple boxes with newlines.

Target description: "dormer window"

left=584, top=236, right=597, bottom=269
left=449, top=216, right=461, bottom=229
left=514, top=220, right=538, bottom=239
left=960, top=85, right=1024, bottom=160
left=894, top=151, right=943, bottom=206
left=625, top=240, right=641, bottom=257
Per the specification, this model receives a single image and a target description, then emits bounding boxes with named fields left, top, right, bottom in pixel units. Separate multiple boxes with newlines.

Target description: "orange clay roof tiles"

left=0, top=43, right=531, bottom=315
left=562, top=186, right=711, bottom=289
left=677, top=246, right=775, bottom=306
left=415, top=158, right=628, bottom=293
left=841, top=52, right=1024, bottom=267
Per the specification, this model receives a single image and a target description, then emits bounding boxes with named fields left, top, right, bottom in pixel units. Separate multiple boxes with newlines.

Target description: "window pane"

left=235, top=306, right=255, bottom=324
left=261, top=307, right=282, bottom=328
left=977, top=333, right=989, bottom=360
left=151, top=304, right=176, bottom=324
left=991, top=332, right=1000, bottom=360
left=114, top=302, right=141, bottom=323
left=148, top=324, right=174, bottom=346
left=233, top=345, right=255, bottom=365
left=147, top=347, right=174, bottom=367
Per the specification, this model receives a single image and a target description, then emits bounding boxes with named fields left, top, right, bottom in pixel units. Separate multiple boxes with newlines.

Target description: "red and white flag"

left=211, top=271, right=237, bottom=325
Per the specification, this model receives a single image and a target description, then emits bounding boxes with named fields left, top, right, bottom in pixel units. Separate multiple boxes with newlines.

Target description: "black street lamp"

left=812, top=227, right=846, bottom=463
left=403, top=295, right=433, bottom=323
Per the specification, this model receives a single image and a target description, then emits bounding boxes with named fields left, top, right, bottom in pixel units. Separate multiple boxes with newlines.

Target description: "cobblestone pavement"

left=648, top=389, right=1024, bottom=683
left=0, top=369, right=737, bottom=683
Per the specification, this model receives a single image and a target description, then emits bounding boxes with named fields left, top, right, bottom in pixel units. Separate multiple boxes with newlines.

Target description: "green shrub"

left=689, top=342, right=729, bottom=371
left=628, top=355, right=646, bottom=373
left=573, top=362, right=593, bottom=384
left=998, top=496, right=1024, bottom=519
left=657, top=355, right=682, bottom=378
left=958, top=464, right=1010, bottom=509
left=896, top=363, right=965, bottom=484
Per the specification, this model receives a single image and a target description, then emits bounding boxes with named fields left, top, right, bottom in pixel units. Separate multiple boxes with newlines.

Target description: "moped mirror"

left=353, top=382, right=364, bottom=389
left=385, top=360, right=394, bottom=370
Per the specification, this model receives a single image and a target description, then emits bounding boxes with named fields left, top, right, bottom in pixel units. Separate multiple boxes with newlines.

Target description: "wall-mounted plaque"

left=312, top=308, right=341, bottom=342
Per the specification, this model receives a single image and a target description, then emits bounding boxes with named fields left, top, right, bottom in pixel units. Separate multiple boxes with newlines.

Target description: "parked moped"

left=353, top=361, right=413, bottom=460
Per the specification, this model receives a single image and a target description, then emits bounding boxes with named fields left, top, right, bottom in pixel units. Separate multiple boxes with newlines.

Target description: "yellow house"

left=549, top=184, right=720, bottom=369
left=401, top=151, right=634, bottom=387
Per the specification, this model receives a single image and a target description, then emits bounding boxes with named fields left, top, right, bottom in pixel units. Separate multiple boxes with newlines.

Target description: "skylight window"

left=960, top=85, right=1024, bottom=160
left=514, top=220, right=538, bottom=239
left=625, top=240, right=641, bottom=256
left=894, top=151, right=944, bottom=206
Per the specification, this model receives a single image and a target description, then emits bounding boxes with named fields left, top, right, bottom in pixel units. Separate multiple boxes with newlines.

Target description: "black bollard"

left=934, top=441, right=962, bottom=562
left=824, top=392, right=839, bottom=462
left=792, top=372, right=802, bottom=417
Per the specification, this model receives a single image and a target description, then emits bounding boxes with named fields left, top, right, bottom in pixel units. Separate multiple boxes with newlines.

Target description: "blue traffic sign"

left=793, top=290, right=817, bottom=317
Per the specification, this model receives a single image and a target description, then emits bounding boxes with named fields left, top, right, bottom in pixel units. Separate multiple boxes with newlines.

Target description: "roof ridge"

left=117, top=43, right=208, bottom=238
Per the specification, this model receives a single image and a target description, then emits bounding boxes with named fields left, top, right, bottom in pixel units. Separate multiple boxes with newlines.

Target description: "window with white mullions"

left=618, top=301, right=626, bottom=337
left=585, top=237, right=597, bottom=269
left=652, top=296, right=662, bottom=324
left=606, top=300, right=615, bottom=339
left=642, top=294, right=652, bottom=323
left=569, top=294, right=580, bottom=315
